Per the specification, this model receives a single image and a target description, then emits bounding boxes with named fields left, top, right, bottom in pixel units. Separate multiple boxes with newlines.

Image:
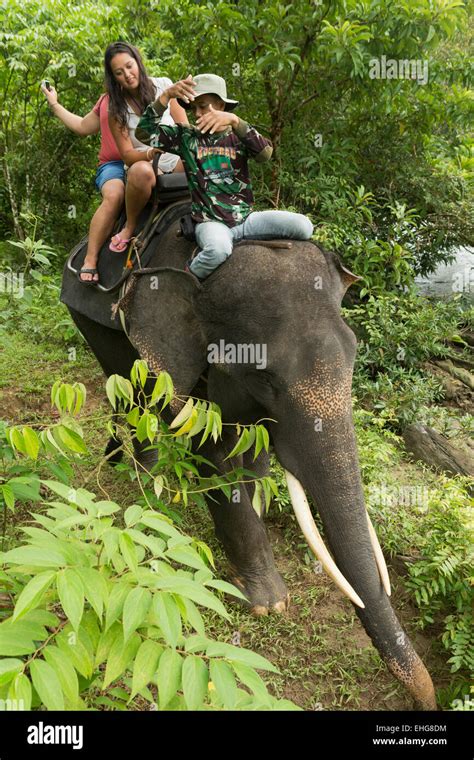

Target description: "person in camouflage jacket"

left=136, top=73, right=313, bottom=280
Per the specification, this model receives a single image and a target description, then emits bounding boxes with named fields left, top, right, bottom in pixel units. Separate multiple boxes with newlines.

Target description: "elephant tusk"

left=366, top=513, right=391, bottom=597
left=284, top=470, right=365, bottom=609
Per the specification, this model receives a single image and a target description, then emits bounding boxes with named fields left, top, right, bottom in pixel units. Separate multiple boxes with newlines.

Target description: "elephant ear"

left=118, top=268, right=208, bottom=400
left=334, top=258, right=361, bottom=290
left=319, top=247, right=361, bottom=300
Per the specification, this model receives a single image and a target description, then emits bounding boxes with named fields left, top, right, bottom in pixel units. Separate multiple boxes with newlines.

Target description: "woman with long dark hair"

left=41, top=81, right=126, bottom=284
left=105, top=42, right=189, bottom=252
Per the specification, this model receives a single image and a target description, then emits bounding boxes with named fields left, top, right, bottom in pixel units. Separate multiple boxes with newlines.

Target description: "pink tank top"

left=92, top=93, right=122, bottom=165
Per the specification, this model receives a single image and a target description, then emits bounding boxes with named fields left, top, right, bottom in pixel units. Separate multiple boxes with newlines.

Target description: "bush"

left=356, top=411, right=474, bottom=709
left=0, top=478, right=297, bottom=711
left=0, top=369, right=296, bottom=711
left=342, top=292, right=472, bottom=426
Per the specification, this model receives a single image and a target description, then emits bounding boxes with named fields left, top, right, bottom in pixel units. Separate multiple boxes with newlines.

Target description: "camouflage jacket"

left=136, top=100, right=273, bottom=227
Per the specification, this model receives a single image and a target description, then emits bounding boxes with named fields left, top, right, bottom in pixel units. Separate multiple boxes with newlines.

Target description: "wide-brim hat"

left=177, top=73, right=239, bottom=111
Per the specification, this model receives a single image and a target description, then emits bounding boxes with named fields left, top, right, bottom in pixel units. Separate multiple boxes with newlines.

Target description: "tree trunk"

left=402, top=423, right=474, bottom=478
left=2, top=154, right=24, bottom=240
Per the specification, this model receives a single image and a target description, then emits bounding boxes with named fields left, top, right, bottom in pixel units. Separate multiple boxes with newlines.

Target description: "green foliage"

left=356, top=410, right=473, bottom=708
left=102, top=361, right=277, bottom=514
left=402, top=479, right=473, bottom=619
left=0, top=418, right=74, bottom=548
left=0, top=0, right=472, bottom=273
left=0, top=369, right=298, bottom=711
left=5, top=213, right=57, bottom=272
left=0, top=270, right=79, bottom=344
left=0, top=0, right=129, bottom=244
left=342, top=292, right=472, bottom=426
left=403, top=480, right=474, bottom=708
left=0, top=478, right=298, bottom=711
left=353, top=367, right=445, bottom=427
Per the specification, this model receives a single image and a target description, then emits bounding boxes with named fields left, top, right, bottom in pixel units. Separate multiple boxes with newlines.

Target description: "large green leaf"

left=95, top=622, right=121, bottom=668
left=180, top=597, right=205, bottom=636
left=126, top=529, right=166, bottom=558
left=55, top=424, right=88, bottom=454
left=182, top=655, right=209, bottom=710
left=30, top=659, right=64, bottom=710
left=7, top=476, right=41, bottom=502
left=140, top=512, right=182, bottom=540
left=0, top=659, right=23, bottom=687
left=165, top=544, right=209, bottom=571
left=1, top=545, right=66, bottom=568
left=204, top=578, right=248, bottom=601
left=12, top=570, right=55, bottom=622
left=0, top=625, right=37, bottom=656
left=122, top=587, right=151, bottom=643
left=209, top=659, right=237, bottom=709
left=7, top=672, right=32, bottom=711
left=22, top=427, right=40, bottom=460
left=206, top=641, right=279, bottom=673
left=130, top=639, right=163, bottom=700
left=105, top=582, right=131, bottom=632
left=56, top=628, right=94, bottom=679
left=1, top=484, right=15, bottom=511
left=119, top=532, right=138, bottom=572
left=43, top=645, right=79, bottom=707
left=231, top=661, right=271, bottom=704
left=103, top=631, right=141, bottom=689
left=56, top=569, right=84, bottom=630
left=151, top=593, right=182, bottom=648
left=124, top=504, right=143, bottom=527
left=156, top=648, right=183, bottom=709
left=75, top=567, right=108, bottom=620
left=152, top=577, right=230, bottom=620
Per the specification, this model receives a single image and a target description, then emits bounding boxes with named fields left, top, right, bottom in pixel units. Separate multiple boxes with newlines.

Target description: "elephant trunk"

left=275, top=415, right=437, bottom=710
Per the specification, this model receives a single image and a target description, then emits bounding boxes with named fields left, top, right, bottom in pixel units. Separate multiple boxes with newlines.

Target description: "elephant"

left=62, top=218, right=437, bottom=711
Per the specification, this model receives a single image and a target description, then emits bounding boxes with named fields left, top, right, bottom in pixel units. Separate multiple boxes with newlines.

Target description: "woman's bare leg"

left=112, top=162, right=155, bottom=244
left=81, top=179, right=125, bottom=281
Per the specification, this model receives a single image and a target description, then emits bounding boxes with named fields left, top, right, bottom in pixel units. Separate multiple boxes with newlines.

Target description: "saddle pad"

left=60, top=199, right=191, bottom=330
left=67, top=199, right=190, bottom=292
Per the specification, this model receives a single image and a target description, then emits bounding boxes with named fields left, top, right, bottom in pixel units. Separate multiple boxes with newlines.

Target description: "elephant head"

left=118, top=241, right=437, bottom=711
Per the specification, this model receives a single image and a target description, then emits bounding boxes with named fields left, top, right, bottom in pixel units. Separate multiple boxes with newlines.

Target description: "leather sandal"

left=78, top=267, right=99, bottom=285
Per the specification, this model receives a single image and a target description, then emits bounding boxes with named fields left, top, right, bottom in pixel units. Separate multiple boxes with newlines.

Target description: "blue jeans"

left=191, top=210, right=314, bottom=280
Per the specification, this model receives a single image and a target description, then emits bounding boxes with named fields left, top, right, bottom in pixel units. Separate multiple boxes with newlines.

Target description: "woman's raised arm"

left=41, top=85, right=100, bottom=136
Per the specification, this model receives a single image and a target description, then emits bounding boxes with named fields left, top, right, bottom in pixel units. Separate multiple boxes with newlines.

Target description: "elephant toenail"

left=251, top=605, right=269, bottom=616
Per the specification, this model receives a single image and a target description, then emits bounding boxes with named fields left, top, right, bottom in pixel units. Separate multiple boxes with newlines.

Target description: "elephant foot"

left=229, top=564, right=289, bottom=616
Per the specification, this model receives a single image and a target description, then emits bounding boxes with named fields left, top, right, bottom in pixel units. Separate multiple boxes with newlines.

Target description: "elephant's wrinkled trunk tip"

left=284, top=469, right=365, bottom=609
left=386, top=653, right=438, bottom=711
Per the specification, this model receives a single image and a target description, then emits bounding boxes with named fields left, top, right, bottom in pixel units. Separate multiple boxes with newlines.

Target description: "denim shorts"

left=95, top=160, right=126, bottom=192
